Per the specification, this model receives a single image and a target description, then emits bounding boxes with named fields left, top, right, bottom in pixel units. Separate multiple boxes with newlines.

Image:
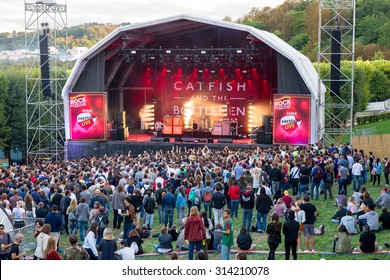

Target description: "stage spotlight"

left=166, top=50, right=171, bottom=54
left=175, top=55, right=181, bottom=63
left=131, top=50, right=137, bottom=54
left=236, top=49, right=242, bottom=53
left=201, top=50, right=206, bottom=54
left=193, top=55, right=200, bottom=63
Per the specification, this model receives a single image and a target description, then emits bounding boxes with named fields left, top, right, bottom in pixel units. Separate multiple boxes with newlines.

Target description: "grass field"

left=55, top=177, right=390, bottom=260
left=339, top=120, right=390, bottom=144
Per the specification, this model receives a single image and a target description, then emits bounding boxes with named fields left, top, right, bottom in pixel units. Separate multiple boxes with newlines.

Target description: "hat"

left=284, top=190, right=289, bottom=196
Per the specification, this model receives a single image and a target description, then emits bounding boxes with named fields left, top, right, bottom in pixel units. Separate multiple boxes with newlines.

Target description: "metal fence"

left=7, top=218, right=45, bottom=256
left=353, top=127, right=377, bottom=136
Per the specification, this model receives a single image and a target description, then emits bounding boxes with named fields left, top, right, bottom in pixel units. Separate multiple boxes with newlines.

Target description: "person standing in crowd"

left=351, top=159, right=363, bottom=192
left=372, top=158, right=382, bottom=187
left=112, top=185, right=126, bottom=230
left=44, top=205, right=62, bottom=252
left=176, top=187, right=187, bottom=227
left=219, top=209, right=234, bottom=260
left=0, top=224, right=12, bottom=260
left=283, top=210, right=300, bottom=260
left=143, top=189, right=156, bottom=230
left=120, top=196, right=135, bottom=241
left=211, top=184, right=226, bottom=226
left=227, top=180, right=241, bottom=219
left=45, top=237, right=62, bottom=260
left=338, top=162, right=349, bottom=196
left=266, top=213, right=282, bottom=260
left=155, top=182, right=166, bottom=225
left=83, top=222, right=99, bottom=260
left=298, top=162, right=310, bottom=197
left=162, top=187, right=176, bottom=229
left=256, top=187, right=273, bottom=233
left=241, top=185, right=255, bottom=232
left=76, top=197, right=90, bottom=242
left=34, top=224, right=51, bottom=260
left=66, top=199, right=78, bottom=235
left=95, top=206, right=109, bottom=246
left=310, top=161, right=323, bottom=200
left=184, top=206, right=206, bottom=260
left=290, top=163, right=300, bottom=196
left=359, top=225, right=377, bottom=253
left=63, top=234, right=90, bottom=260
left=295, top=195, right=318, bottom=252
left=10, top=233, right=27, bottom=260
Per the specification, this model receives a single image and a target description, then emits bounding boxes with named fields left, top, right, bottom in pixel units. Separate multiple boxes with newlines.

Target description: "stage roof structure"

left=63, top=14, right=325, bottom=143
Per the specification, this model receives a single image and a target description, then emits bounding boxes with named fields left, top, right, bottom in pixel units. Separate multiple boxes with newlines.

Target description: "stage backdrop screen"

left=69, top=92, right=106, bottom=140
left=273, top=95, right=311, bottom=145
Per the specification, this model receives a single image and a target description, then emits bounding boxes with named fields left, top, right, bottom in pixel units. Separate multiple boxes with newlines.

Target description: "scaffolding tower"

left=317, top=0, right=356, bottom=146
left=25, top=0, right=67, bottom=163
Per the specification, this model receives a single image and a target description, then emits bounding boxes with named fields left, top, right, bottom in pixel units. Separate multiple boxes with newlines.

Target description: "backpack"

left=96, top=214, right=108, bottom=230
left=203, top=191, right=212, bottom=202
left=68, top=211, right=77, bottom=221
left=188, top=188, right=196, bottom=202
left=325, top=171, right=333, bottom=184
left=313, top=168, right=322, bottom=182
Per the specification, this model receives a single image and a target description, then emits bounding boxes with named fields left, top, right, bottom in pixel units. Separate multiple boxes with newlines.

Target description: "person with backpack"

left=155, top=182, right=166, bottom=225
left=202, top=181, right=213, bottom=219
left=95, top=206, right=109, bottom=246
left=323, top=166, right=334, bottom=201
left=210, top=184, right=226, bottom=226
left=143, top=189, right=156, bottom=230
left=310, top=161, right=323, bottom=200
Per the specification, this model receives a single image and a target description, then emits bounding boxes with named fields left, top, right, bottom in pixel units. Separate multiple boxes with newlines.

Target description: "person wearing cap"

left=281, top=190, right=293, bottom=211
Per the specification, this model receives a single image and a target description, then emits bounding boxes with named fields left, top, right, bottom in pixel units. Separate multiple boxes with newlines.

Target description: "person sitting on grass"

left=379, top=207, right=390, bottom=230
left=359, top=225, right=378, bottom=253
left=333, top=225, right=353, bottom=253
left=153, top=227, right=173, bottom=254
left=331, top=204, right=347, bottom=224
left=236, top=227, right=256, bottom=251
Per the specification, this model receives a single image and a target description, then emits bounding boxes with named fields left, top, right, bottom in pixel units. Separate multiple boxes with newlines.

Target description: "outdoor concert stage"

left=63, top=15, right=324, bottom=160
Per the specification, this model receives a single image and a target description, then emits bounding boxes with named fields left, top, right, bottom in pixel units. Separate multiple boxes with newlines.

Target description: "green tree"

left=0, top=72, right=11, bottom=149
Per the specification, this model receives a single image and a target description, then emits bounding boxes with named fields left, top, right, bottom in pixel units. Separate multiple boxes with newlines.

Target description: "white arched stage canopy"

left=62, top=14, right=325, bottom=158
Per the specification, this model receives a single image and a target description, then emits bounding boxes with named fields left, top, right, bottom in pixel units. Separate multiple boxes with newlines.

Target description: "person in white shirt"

left=351, top=159, right=363, bottom=192
left=82, top=223, right=99, bottom=260
left=116, top=240, right=138, bottom=260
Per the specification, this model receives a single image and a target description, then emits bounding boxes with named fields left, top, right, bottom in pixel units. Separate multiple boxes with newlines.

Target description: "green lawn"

left=338, top=119, right=390, bottom=144
left=54, top=177, right=390, bottom=260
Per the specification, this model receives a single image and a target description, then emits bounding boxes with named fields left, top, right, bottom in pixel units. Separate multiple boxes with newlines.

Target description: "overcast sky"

left=0, top=0, right=285, bottom=33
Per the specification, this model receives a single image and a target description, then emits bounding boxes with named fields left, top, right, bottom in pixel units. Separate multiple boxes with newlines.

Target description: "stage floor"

left=66, top=132, right=267, bottom=160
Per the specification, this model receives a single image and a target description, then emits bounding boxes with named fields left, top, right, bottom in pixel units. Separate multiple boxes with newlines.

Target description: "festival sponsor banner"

left=69, top=92, right=106, bottom=140
left=273, top=95, right=311, bottom=145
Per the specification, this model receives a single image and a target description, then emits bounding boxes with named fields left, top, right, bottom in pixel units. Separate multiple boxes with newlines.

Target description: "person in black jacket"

left=211, top=184, right=226, bottom=226
left=237, top=227, right=255, bottom=250
left=256, top=187, right=273, bottom=233
left=269, top=163, right=283, bottom=195
left=283, top=210, right=300, bottom=260
left=241, top=186, right=255, bottom=232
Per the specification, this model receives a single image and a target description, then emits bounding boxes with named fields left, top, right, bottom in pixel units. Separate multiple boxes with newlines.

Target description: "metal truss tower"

left=317, top=0, right=356, bottom=145
left=25, top=0, right=67, bottom=163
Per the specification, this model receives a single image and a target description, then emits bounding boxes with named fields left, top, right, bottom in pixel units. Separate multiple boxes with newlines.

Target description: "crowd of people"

left=0, top=143, right=389, bottom=260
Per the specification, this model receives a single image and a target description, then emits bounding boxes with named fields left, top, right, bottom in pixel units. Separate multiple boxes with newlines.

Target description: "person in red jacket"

left=184, top=206, right=206, bottom=260
left=228, top=180, right=241, bottom=219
